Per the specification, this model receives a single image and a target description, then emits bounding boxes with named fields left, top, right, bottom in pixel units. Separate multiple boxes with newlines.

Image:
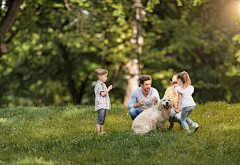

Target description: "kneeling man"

left=128, top=75, right=160, bottom=120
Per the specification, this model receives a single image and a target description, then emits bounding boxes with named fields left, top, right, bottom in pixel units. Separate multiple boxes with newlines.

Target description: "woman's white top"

left=175, top=85, right=196, bottom=109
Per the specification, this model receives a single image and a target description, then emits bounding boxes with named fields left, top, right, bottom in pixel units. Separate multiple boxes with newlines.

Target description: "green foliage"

left=141, top=0, right=240, bottom=101
left=145, top=0, right=160, bottom=12
left=0, top=0, right=134, bottom=107
left=0, top=0, right=240, bottom=107
left=0, top=102, right=239, bottom=164
left=232, top=34, right=240, bottom=64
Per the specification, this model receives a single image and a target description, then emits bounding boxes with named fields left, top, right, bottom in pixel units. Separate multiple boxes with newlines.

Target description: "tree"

left=0, top=0, right=24, bottom=56
left=0, top=0, right=240, bottom=108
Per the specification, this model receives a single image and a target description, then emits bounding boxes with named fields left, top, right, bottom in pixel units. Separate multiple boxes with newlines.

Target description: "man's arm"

left=133, top=99, right=144, bottom=108
left=128, top=89, right=143, bottom=109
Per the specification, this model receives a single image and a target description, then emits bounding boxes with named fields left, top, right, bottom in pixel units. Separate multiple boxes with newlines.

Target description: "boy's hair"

left=140, top=75, right=152, bottom=85
left=177, top=71, right=191, bottom=89
left=95, top=68, right=108, bottom=78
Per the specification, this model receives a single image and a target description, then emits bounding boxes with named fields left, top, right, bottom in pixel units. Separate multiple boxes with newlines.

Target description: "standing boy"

left=94, top=68, right=112, bottom=134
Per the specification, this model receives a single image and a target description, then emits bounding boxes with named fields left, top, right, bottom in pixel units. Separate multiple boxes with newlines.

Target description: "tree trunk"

left=123, top=58, right=140, bottom=108
left=59, top=42, right=82, bottom=104
left=108, top=63, right=121, bottom=88
left=0, top=0, right=24, bottom=56
left=78, top=76, right=89, bottom=104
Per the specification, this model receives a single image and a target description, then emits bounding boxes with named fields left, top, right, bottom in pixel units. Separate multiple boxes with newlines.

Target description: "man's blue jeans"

left=181, top=106, right=195, bottom=132
left=129, top=108, right=143, bottom=120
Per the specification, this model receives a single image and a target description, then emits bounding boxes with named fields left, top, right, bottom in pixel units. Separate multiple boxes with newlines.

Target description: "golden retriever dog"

left=131, top=97, right=172, bottom=134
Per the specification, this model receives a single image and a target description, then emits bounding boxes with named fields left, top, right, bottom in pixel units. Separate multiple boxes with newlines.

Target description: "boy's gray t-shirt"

left=128, top=87, right=160, bottom=111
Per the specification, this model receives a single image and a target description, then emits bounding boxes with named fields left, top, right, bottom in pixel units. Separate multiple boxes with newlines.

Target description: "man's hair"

left=177, top=71, right=191, bottom=89
left=95, top=68, right=108, bottom=78
left=140, top=75, right=152, bottom=85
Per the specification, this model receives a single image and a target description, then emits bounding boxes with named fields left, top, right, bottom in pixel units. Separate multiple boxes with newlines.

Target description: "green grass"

left=0, top=102, right=239, bottom=164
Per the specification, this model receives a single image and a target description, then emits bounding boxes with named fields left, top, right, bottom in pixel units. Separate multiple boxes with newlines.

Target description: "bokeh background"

left=0, top=0, right=240, bottom=108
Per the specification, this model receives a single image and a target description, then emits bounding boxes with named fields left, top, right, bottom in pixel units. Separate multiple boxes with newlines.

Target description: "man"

left=128, top=75, right=160, bottom=120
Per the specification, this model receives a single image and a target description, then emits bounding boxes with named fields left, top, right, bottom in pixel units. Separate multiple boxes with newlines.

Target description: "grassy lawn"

left=0, top=101, right=239, bottom=164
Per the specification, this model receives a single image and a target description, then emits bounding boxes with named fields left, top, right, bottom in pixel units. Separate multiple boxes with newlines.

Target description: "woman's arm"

left=176, top=91, right=182, bottom=113
left=164, top=87, right=170, bottom=98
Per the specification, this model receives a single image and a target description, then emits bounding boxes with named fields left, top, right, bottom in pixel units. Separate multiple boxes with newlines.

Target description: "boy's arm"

left=100, top=85, right=112, bottom=96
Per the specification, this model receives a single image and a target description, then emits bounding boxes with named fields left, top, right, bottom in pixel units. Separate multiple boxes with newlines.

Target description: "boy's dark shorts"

left=96, top=109, right=107, bottom=125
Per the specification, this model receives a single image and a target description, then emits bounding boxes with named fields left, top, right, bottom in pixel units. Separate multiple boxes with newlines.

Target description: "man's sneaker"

left=192, top=123, right=199, bottom=133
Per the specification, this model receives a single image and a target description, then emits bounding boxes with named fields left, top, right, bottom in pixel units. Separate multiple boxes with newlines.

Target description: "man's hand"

left=152, top=96, right=158, bottom=103
left=138, top=99, right=144, bottom=106
left=133, top=99, right=144, bottom=108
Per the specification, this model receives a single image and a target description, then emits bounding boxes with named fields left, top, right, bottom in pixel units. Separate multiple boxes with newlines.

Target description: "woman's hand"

left=175, top=108, right=180, bottom=113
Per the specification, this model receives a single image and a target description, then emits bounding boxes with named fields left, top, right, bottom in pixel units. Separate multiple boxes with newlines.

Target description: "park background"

left=0, top=1, right=240, bottom=164
left=0, top=0, right=240, bottom=108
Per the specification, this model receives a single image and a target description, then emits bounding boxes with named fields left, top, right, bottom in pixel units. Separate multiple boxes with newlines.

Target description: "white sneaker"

left=192, top=123, right=199, bottom=133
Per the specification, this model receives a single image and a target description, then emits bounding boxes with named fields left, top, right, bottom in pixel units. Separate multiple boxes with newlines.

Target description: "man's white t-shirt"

left=175, top=85, right=196, bottom=109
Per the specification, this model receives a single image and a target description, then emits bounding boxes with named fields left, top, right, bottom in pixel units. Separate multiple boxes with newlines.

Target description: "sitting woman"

left=164, top=75, right=184, bottom=130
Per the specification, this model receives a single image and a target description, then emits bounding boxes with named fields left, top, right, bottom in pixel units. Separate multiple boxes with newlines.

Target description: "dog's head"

left=159, top=97, right=173, bottom=110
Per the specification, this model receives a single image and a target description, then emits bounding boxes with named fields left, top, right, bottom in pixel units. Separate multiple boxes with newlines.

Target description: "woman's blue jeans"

left=169, top=109, right=181, bottom=124
left=181, top=106, right=195, bottom=132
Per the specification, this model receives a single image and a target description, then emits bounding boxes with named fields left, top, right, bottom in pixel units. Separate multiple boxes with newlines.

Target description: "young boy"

left=94, top=68, right=112, bottom=134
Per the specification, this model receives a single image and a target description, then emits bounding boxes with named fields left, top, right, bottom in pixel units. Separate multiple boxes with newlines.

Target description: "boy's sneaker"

left=192, top=123, right=199, bottom=133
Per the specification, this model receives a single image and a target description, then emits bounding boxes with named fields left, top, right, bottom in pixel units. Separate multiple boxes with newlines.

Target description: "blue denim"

left=129, top=108, right=143, bottom=120
left=96, top=109, right=107, bottom=125
left=181, top=106, right=195, bottom=133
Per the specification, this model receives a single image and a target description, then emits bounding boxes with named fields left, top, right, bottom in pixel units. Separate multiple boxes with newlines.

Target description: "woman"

left=164, top=75, right=184, bottom=130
